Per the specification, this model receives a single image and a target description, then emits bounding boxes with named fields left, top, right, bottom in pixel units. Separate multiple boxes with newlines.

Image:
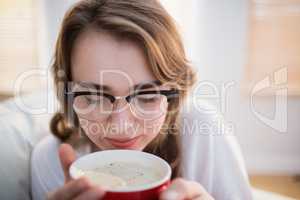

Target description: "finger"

left=160, top=178, right=207, bottom=200
left=49, top=177, right=92, bottom=200
left=192, top=196, right=214, bottom=200
left=58, top=143, right=76, bottom=183
left=193, top=193, right=215, bottom=200
left=73, top=187, right=106, bottom=200
left=193, top=195, right=214, bottom=200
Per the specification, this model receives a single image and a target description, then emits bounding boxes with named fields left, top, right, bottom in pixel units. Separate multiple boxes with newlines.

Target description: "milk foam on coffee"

left=76, top=161, right=162, bottom=189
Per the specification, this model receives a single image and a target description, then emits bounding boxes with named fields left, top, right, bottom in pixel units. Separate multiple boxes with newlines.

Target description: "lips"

left=105, top=136, right=142, bottom=148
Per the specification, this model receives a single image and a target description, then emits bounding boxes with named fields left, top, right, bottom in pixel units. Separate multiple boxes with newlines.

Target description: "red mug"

left=70, top=150, right=172, bottom=200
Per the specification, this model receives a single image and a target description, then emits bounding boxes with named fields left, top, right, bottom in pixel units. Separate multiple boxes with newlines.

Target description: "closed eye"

left=135, top=94, right=161, bottom=103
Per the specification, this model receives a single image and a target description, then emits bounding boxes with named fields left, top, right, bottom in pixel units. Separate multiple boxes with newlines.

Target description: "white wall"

left=41, top=0, right=300, bottom=175
left=39, top=0, right=77, bottom=67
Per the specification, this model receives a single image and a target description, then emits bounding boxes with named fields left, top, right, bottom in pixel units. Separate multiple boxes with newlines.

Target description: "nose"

left=107, top=98, right=136, bottom=136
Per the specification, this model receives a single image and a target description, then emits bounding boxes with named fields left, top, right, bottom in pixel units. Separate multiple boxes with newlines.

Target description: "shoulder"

left=179, top=101, right=252, bottom=199
left=31, top=135, right=62, bottom=171
left=179, top=101, right=226, bottom=187
left=179, top=100, right=245, bottom=168
left=179, top=100, right=229, bottom=157
left=31, top=135, right=64, bottom=199
left=180, top=100, right=228, bottom=136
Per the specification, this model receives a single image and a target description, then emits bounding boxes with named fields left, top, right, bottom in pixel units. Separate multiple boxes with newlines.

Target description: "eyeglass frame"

left=64, top=83, right=180, bottom=116
left=65, top=90, right=179, bottom=103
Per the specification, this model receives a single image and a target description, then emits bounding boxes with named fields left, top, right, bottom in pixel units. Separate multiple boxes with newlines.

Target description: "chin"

left=111, top=144, right=143, bottom=151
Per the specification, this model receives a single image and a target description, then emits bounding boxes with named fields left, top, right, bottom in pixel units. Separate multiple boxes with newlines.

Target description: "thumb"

left=58, top=143, right=76, bottom=183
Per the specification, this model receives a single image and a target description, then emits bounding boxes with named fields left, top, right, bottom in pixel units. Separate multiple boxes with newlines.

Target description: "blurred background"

left=0, top=0, right=299, bottom=198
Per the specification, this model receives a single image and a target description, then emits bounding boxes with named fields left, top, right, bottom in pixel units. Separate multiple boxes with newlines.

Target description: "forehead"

left=70, top=28, right=157, bottom=94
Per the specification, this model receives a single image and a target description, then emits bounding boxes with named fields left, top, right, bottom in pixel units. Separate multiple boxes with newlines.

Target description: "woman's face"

left=71, top=28, right=169, bottom=151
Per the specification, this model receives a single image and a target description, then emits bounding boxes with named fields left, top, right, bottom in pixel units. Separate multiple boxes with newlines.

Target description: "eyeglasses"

left=65, top=83, right=179, bottom=121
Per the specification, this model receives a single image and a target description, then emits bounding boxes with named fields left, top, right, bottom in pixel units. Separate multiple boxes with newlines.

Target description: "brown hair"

left=50, top=0, right=197, bottom=179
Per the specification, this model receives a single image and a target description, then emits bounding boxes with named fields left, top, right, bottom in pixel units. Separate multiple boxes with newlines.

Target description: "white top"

left=31, top=103, right=253, bottom=200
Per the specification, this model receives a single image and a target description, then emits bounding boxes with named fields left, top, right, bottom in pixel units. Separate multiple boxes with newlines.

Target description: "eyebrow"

left=76, top=80, right=162, bottom=91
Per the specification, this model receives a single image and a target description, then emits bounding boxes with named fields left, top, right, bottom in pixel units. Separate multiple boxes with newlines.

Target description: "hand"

left=159, top=178, right=214, bottom=200
left=47, top=143, right=106, bottom=200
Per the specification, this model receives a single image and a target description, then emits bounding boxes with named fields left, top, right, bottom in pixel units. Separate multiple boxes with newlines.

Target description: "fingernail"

left=161, top=190, right=180, bottom=200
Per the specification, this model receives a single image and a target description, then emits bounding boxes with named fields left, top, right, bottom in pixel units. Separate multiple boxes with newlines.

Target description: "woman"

left=31, top=0, right=253, bottom=199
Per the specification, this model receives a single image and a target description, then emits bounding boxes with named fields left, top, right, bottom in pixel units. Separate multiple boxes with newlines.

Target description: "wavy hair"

left=50, top=0, right=197, bottom=179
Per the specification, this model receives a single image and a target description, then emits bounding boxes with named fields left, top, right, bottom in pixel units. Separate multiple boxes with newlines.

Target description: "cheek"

left=141, top=101, right=169, bottom=134
left=140, top=112, right=168, bottom=139
left=78, top=118, right=105, bottom=143
left=136, top=114, right=167, bottom=151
